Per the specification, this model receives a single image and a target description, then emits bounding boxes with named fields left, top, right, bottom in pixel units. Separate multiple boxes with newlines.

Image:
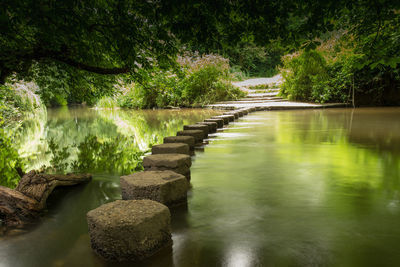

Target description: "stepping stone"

left=183, top=124, right=209, bottom=137
left=196, top=121, right=217, bottom=133
left=204, top=118, right=224, bottom=128
left=120, top=170, right=189, bottom=206
left=87, top=200, right=171, bottom=262
left=163, top=136, right=195, bottom=150
left=225, top=110, right=244, bottom=117
left=236, top=110, right=244, bottom=117
left=143, top=154, right=192, bottom=180
left=223, top=112, right=239, bottom=119
left=211, top=116, right=229, bottom=125
left=152, top=143, right=190, bottom=155
left=218, top=114, right=235, bottom=122
left=177, top=130, right=204, bottom=143
left=239, top=109, right=248, bottom=115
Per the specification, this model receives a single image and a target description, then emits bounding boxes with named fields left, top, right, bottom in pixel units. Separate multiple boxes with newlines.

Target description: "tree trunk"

left=0, top=170, right=92, bottom=228
left=0, top=186, right=40, bottom=227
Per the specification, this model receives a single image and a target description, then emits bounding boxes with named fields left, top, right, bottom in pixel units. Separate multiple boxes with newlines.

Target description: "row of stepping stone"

left=86, top=107, right=257, bottom=262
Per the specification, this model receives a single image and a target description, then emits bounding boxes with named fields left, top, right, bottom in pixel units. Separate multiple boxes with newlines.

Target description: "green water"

left=12, top=107, right=220, bottom=172
left=1, top=107, right=400, bottom=267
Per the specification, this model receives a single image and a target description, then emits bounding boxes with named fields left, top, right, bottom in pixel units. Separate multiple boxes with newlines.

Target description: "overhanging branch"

left=18, top=49, right=131, bottom=75
left=54, top=56, right=130, bottom=75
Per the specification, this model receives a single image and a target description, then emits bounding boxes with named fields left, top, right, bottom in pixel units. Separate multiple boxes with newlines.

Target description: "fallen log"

left=0, top=186, right=40, bottom=227
left=0, top=170, right=92, bottom=228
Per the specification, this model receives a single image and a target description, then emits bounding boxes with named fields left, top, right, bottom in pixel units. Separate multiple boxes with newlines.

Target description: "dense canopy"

left=1, top=0, right=399, bottom=103
left=0, top=0, right=354, bottom=82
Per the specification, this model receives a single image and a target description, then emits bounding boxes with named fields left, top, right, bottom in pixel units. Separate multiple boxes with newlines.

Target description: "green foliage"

left=281, top=4, right=400, bottom=106
left=96, top=96, right=119, bottom=109
left=46, top=138, right=70, bottom=172
left=73, top=135, right=144, bottom=174
left=2, top=0, right=399, bottom=107
left=1, top=0, right=179, bottom=83
left=1, top=0, right=351, bottom=98
left=0, top=83, right=42, bottom=125
left=0, top=82, right=45, bottom=188
left=118, top=54, right=245, bottom=108
left=248, top=84, right=270, bottom=90
left=44, top=135, right=144, bottom=175
left=27, top=63, right=119, bottom=106
left=0, top=128, right=24, bottom=188
left=229, top=65, right=249, bottom=81
left=280, top=0, right=400, bottom=105
left=226, top=42, right=284, bottom=77
left=281, top=50, right=338, bottom=102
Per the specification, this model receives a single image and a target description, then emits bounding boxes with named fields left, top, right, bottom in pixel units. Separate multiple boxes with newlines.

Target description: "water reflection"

left=1, top=107, right=400, bottom=267
left=11, top=107, right=220, bottom=173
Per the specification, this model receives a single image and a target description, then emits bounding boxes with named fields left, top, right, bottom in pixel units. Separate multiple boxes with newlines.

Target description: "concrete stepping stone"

left=217, top=114, right=235, bottom=122
left=177, top=130, right=204, bottom=144
left=143, top=153, right=192, bottom=180
left=183, top=124, right=209, bottom=137
left=236, top=110, right=244, bottom=117
left=163, top=136, right=195, bottom=149
left=152, top=143, right=190, bottom=155
left=210, top=116, right=229, bottom=125
left=120, top=170, right=189, bottom=206
left=196, top=121, right=217, bottom=133
left=87, top=200, right=171, bottom=261
left=223, top=112, right=239, bottom=119
left=204, top=118, right=224, bottom=128
left=238, top=109, right=249, bottom=115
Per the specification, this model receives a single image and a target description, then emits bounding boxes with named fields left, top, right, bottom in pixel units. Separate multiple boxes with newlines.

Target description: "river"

left=1, top=107, right=399, bottom=267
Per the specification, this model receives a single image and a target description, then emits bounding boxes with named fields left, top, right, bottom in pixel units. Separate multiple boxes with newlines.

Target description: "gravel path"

left=232, top=74, right=283, bottom=91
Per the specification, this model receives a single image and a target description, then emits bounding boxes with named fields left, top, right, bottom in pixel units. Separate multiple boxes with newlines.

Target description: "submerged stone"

left=120, top=170, right=189, bottom=206
left=143, top=153, right=192, bottom=180
left=87, top=200, right=171, bottom=262
left=152, top=143, right=190, bottom=155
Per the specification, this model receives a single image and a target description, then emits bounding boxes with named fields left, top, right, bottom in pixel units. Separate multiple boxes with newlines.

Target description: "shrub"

left=225, top=42, right=284, bottom=77
left=118, top=53, right=244, bottom=108
left=24, top=62, right=118, bottom=107
left=281, top=50, right=332, bottom=102
left=0, top=82, right=45, bottom=188
left=0, top=128, right=24, bottom=188
left=1, top=83, right=43, bottom=125
left=96, top=96, right=119, bottom=109
left=281, top=15, right=400, bottom=106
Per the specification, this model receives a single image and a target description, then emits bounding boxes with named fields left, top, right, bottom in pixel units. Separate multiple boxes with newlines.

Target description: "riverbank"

left=208, top=75, right=348, bottom=110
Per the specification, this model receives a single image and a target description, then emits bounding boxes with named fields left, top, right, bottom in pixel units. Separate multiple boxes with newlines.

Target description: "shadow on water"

left=1, top=107, right=400, bottom=267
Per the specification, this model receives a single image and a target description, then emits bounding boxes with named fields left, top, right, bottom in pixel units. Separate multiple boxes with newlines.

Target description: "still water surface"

left=1, top=107, right=400, bottom=267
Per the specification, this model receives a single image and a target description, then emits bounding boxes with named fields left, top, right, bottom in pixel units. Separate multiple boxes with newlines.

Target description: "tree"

left=1, top=0, right=399, bottom=91
left=1, top=0, right=178, bottom=84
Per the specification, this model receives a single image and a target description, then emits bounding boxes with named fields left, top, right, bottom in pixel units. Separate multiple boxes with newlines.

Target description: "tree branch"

left=29, top=50, right=131, bottom=75
left=53, top=56, right=130, bottom=74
